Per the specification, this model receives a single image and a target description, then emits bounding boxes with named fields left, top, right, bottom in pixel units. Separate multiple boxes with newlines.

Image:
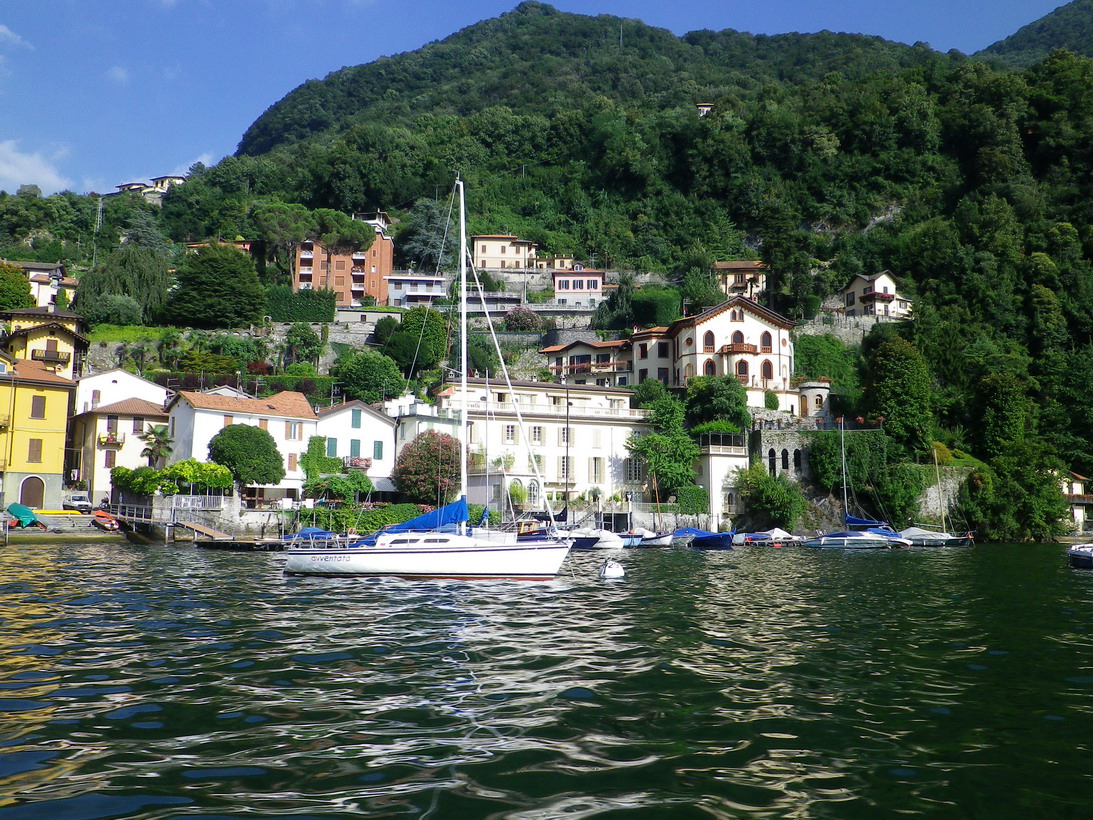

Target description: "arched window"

left=761, top=360, right=774, bottom=380
left=793, top=449, right=802, bottom=473
left=761, top=331, right=772, bottom=352
left=703, top=331, right=715, bottom=353
left=703, top=358, right=716, bottom=376
left=781, top=449, right=790, bottom=470
left=736, top=361, right=749, bottom=380
left=685, top=363, right=694, bottom=380
left=814, top=395, right=824, bottom=409
left=731, top=330, right=745, bottom=345
left=768, top=448, right=776, bottom=473
left=527, top=479, right=539, bottom=505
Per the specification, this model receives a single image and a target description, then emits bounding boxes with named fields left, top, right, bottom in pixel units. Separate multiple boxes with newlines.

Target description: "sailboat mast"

left=457, top=178, right=468, bottom=528
left=840, top=418, right=848, bottom=518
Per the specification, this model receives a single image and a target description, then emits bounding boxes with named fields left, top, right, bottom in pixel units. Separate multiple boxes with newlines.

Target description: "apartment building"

left=472, top=235, right=538, bottom=270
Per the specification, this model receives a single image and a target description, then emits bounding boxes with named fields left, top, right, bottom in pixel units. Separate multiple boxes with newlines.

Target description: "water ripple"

left=0, top=542, right=1092, bottom=816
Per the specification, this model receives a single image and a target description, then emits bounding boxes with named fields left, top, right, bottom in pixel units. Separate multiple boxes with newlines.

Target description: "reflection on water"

left=0, top=541, right=1092, bottom=817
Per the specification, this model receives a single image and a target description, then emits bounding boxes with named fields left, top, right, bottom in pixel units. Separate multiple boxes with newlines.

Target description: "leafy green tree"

left=684, top=376, right=751, bottom=431
left=332, top=350, right=403, bottom=403
left=76, top=245, right=170, bottom=323
left=283, top=322, right=323, bottom=367
left=373, top=315, right=400, bottom=345
left=861, top=336, right=932, bottom=452
left=396, top=198, right=456, bottom=271
left=208, top=424, right=287, bottom=488
left=312, top=208, right=374, bottom=291
left=385, top=306, right=447, bottom=373
left=627, top=395, right=700, bottom=498
left=680, top=269, right=724, bottom=312
left=164, top=243, right=266, bottom=329
left=735, top=463, right=807, bottom=529
left=80, top=294, right=143, bottom=327
left=630, top=378, right=669, bottom=408
left=0, top=261, right=34, bottom=311
left=252, top=202, right=318, bottom=284
left=392, top=430, right=461, bottom=505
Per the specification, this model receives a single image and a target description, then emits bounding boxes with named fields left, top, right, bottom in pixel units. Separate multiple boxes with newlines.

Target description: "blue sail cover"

left=845, top=514, right=887, bottom=528
left=383, top=498, right=469, bottom=534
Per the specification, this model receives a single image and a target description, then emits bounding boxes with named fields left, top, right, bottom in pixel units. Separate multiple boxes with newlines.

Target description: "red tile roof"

left=80, top=398, right=167, bottom=418
left=172, top=390, right=317, bottom=419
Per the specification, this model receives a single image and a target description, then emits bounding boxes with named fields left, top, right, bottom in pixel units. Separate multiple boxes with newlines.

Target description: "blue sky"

left=0, top=0, right=1069, bottom=196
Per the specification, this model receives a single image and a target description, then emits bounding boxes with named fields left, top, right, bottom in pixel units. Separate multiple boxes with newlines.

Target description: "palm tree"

left=139, top=424, right=173, bottom=468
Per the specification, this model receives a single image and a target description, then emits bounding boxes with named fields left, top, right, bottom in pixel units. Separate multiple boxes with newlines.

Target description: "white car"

left=63, top=493, right=93, bottom=513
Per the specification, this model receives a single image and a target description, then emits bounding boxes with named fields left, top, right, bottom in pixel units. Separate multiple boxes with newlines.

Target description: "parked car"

left=63, top=493, right=93, bottom=513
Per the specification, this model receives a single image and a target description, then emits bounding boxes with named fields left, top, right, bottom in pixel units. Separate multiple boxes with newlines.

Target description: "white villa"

left=316, top=400, right=397, bottom=494
left=434, top=378, right=651, bottom=516
left=166, top=390, right=317, bottom=506
left=542, top=296, right=801, bottom=413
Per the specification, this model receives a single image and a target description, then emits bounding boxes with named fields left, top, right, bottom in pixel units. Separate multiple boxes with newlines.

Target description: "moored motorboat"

left=898, top=526, right=974, bottom=547
left=638, top=531, right=673, bottom=548
left=673, top=527, right=735, bottom=550
left=568, top=528, right=624, bottom=549
left=670, top=532, right=696, bottom=548
left=802, top=530, right=910, bottom=549
left=1068, top=543, right=1093, bottom=569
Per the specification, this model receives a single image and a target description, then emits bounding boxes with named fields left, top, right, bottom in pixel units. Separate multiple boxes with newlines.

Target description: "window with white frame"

left=624, top=457, right=643, bottom=483
left=558, top=456, right=572, bottom=481
left=558, top=426, right=570, bottom=445
left=504, top=424, right=517, bottom=444
left=531, top=426, right=543, bottom=445
left=589, top=457, right=604, bottom=483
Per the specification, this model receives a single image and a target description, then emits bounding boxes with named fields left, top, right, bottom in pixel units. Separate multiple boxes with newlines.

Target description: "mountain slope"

left=977, top=0, right=1093, bottom=67
left=237, top=1, right=951, bottom=157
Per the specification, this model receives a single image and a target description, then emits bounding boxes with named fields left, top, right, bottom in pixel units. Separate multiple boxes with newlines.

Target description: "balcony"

left=861, top=291, right=895, bottom=302
left=98, top=432, right=126, bottom=447
left=343, top=456, right=372, bottom=472
left=300, top=251, right=314, bottom=259
left=720, top=343, right=758, bottom=355
left=32, top=348, right=71, bottom=364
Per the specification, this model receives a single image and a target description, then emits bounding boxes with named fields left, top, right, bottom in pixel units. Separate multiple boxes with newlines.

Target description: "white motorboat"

left=569, top=528, right=624, bottom=549
left=802, top=530, right=910, bottom=549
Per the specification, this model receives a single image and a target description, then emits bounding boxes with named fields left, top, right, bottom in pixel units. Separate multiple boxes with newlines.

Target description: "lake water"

left=1, top=540, right=1092, bottom=818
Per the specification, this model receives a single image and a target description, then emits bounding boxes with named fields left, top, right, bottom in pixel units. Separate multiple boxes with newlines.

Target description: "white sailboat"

left=283, top=178, right=573, bottom=580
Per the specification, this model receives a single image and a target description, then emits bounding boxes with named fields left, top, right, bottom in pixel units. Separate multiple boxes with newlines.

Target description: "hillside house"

left=552, top=268, right=604, bottom=307
left=472, top=235, right=538, bottom=270
left=0, top=305, right=89, bottom=380
left=839, top=271, right=913, bottom=319
left=712, top=261, right=768, bottom=300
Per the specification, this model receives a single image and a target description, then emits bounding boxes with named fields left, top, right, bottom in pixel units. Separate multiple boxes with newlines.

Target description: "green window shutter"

left=373, top=440, right=383, bottom=460
left=351, top=409, right=362, bottom=429
left=326, top=438, right=337, bottom=458
left=350, top=439, right=361, bottom=458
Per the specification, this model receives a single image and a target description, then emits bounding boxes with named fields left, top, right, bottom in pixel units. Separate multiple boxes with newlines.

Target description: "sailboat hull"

left=283, top=532, right=572, bottom=580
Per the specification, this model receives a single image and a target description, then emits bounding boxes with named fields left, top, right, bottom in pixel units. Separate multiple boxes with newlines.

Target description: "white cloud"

left=0, top=24, right=33, bottom=50
left=0, top=141, right=71, bottom=195
left=173, top=152, right=216, bottom=176
left=106, top=65, right=130, bottom=84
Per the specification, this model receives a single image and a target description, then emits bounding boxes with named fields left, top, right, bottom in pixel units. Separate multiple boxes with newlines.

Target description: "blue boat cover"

left=845, top=514, right=887, bottom=528
left=286, top=527, right=336, bottom=540
left=383, top=497, right=469, bottom=533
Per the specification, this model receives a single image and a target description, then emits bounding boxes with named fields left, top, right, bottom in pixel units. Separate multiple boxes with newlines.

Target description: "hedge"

left=267, top=285, right=337, bottom=322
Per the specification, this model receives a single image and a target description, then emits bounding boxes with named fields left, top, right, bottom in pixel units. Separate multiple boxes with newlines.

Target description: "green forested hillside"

left=978, top=0, right=1093, bottom=67
left=5, top=3, right=1093, bottom=537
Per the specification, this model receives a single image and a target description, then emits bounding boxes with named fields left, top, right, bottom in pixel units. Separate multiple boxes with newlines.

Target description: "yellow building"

left=0, top=353, right=75, bottom=509
left=1, top=305, right=89, bottom=380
